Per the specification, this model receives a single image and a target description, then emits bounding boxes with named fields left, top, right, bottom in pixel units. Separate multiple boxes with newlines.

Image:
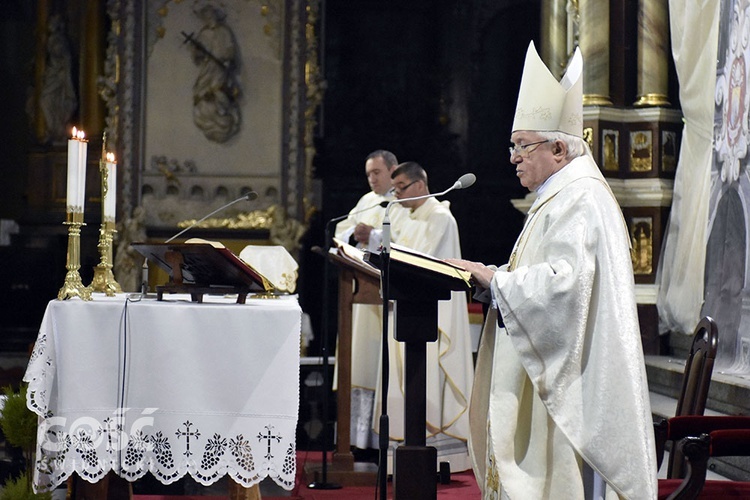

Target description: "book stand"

left=131, top=242, right=270, bottom=303
left=365, top=247, right=471, bottom=500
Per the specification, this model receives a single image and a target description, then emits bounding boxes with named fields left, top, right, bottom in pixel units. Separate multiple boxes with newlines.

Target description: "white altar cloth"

left=23, top=294, right=301, bottom=492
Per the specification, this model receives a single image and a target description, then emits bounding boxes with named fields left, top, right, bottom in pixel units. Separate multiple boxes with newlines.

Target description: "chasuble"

left=469, top=155, right=657, bottom=499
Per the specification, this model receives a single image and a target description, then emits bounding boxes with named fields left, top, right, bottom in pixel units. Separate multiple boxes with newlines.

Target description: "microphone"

left=453, top=173, right=476, bottom=190
left=325, top=200, right=389, bottom=249
left=382, top=173, right=476, bottom=252
left=139, top=191, right=258, bottom=294
left=164, top=191, right=258, bottom=243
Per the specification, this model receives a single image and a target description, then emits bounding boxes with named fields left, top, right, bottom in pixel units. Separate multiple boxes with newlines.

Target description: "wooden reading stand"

left=364, top=243, right=472, bottom=500
left=131, top=242, right=272, bottom=302
left=309, top=244, right=381, bottom=487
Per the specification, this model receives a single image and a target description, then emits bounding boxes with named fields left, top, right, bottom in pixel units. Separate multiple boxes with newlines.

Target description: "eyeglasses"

left=393, top=180, right=419, bottom=194
left=509, top=139, right=551, bottom=159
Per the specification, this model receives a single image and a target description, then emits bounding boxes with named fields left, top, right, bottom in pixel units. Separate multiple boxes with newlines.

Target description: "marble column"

left=634, top=0, right=670, bottom=106
left=541, top=0, right=570, bottom=80
left=579, top=0, right=612, bottom=105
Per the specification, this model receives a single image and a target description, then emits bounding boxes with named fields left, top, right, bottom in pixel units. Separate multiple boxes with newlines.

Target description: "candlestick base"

left=58, top=215, right=92, bottom=301
left=58, top=270, right=92, bottom=301
left=90, top=223, right=122, bottom=295
left=90, top=265, right=122, bottom=295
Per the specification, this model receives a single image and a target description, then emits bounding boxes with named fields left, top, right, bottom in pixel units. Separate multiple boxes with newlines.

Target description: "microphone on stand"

left=140, top=191, right=259, bottom=294
left=309, top=196, right=390, bottom=491
left=165, top=191, right=259, bottom=243
left=382, top=173, right=475, bottom=251
left=325, top=200, right=389, bottom=250
left=376, top=172, right=475, bottom=500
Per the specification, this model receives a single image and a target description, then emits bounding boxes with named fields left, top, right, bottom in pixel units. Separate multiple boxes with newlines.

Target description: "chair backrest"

left=668, top=316, right=718, bottom=478
left=674, top=316, right=718, bottom=416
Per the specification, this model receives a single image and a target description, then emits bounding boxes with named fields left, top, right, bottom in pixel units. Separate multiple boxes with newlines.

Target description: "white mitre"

left=239, top=245, right=299, bottom=293
left=512, top=41, right=583, bottom=137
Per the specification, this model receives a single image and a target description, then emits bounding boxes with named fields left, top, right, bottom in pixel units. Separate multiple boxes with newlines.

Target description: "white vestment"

left=469, top=155, right=657, bottom=499
left=376, top=197, right=474, bottom=471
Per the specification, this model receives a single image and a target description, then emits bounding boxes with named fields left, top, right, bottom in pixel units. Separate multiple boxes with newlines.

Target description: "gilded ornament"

left=629, top=130, right=653, bottom=172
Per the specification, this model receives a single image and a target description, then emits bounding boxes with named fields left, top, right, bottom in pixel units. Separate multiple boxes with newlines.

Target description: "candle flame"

left=106, top=152, right=116, bottom=163
left=71, top=127, right=85, bottom=140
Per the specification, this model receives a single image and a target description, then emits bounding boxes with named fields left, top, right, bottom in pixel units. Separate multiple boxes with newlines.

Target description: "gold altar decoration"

left=630, top=130, right=653, bottom=172
left=58, top=211, right=92, bottom=301
left=176, top=204, right=307, bottom=255
left=90, top=136, right=122, bottom=295
left=630, top=217, right=654, bottom=275
left=602, top=129, right=619, bottom=172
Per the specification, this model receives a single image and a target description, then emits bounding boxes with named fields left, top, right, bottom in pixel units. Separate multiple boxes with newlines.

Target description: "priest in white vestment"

left=449, top=43, right=657, bottom=499
left=334, top=150, right=402, bottom=450
left=375, top=161, right=475, bottom=472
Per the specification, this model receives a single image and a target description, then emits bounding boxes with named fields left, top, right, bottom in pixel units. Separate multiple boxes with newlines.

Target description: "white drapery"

left=658, top=0, right=721, bottom=334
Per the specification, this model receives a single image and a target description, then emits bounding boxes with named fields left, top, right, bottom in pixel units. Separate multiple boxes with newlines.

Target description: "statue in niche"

left=38, top=14, right=77, bottom=143
left=185, top=0, right=241, bottom=143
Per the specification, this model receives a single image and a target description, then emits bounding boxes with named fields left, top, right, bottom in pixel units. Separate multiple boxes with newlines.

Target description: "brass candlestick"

left=90, top=220, right=122, bottom=295
left=90, top=150, right=122, bottom=295
left=58, top=211, right=92, bottom=300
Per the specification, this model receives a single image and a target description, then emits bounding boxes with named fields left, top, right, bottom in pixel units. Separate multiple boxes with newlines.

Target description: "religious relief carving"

left=629, top=130, right=653, bottom=172
left=602, top=129, right=619, bottom=171
left=184, top=1, right=242, bottom=143
left=149, top=155, right=199, bottom=186
left=630, top=217, right=653, bottom=275
left=35, top=14, right=78, bottom=143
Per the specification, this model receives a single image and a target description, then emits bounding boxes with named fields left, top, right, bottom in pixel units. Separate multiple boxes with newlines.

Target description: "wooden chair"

left=654, top=316, right=718, bottom=478
left=659, top=415, right=750, bottom=499
left=654, top=316, right=750, bottom=499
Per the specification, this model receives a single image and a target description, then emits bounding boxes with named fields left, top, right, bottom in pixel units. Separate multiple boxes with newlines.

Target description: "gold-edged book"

left=131, top=238, right=274, bottom=293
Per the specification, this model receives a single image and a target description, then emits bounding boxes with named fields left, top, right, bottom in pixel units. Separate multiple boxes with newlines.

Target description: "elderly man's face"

left=509, top=131, right=558, bottom=191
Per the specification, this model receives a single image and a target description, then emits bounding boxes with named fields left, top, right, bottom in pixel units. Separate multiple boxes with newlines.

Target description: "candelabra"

left=59, top=127, right=91, bottom=301
left=90, top=139, right=121, bottom=295
left=90, top=221, right=121, bottom=295
left=58, top=211, right=92, bottom=300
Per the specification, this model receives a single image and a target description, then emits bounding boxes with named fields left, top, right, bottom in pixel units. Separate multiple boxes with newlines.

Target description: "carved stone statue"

left=39, top=14, right=77, bottom=143
left=189, top=0, right=241, bottom=143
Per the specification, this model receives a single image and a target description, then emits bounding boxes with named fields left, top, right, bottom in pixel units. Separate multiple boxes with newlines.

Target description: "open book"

left=332, top=238, right=473, bottom=287
left=132, top=239, right=274, bottom=292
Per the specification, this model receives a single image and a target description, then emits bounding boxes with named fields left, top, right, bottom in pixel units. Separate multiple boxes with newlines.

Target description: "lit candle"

left=104, top=152, right=117, bottom=221
left=66, top=127, right=80, bottom=212
left=77, top=129, right=87, bottom=211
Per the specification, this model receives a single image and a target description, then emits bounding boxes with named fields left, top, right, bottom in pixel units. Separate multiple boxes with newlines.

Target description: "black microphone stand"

left=308, top=217, right=344, bottom=490
left=378, top=211, right=392, bottom=500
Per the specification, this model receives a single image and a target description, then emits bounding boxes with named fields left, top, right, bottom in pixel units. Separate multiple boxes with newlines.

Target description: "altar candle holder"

left=58, top=127, right=92, bottom=301
left=90, top=137, right=122, bottom=295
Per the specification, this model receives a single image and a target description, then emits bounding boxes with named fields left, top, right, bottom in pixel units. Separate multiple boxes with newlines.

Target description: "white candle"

left=77, top=130, right=87, bottom=211
left=66, top=127, right=80, bottom=212
left=104, top=152, right=117, bottom=221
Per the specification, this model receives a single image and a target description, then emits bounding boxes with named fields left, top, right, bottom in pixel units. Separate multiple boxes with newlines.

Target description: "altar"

left=23, top=294, right=301, bottom=493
